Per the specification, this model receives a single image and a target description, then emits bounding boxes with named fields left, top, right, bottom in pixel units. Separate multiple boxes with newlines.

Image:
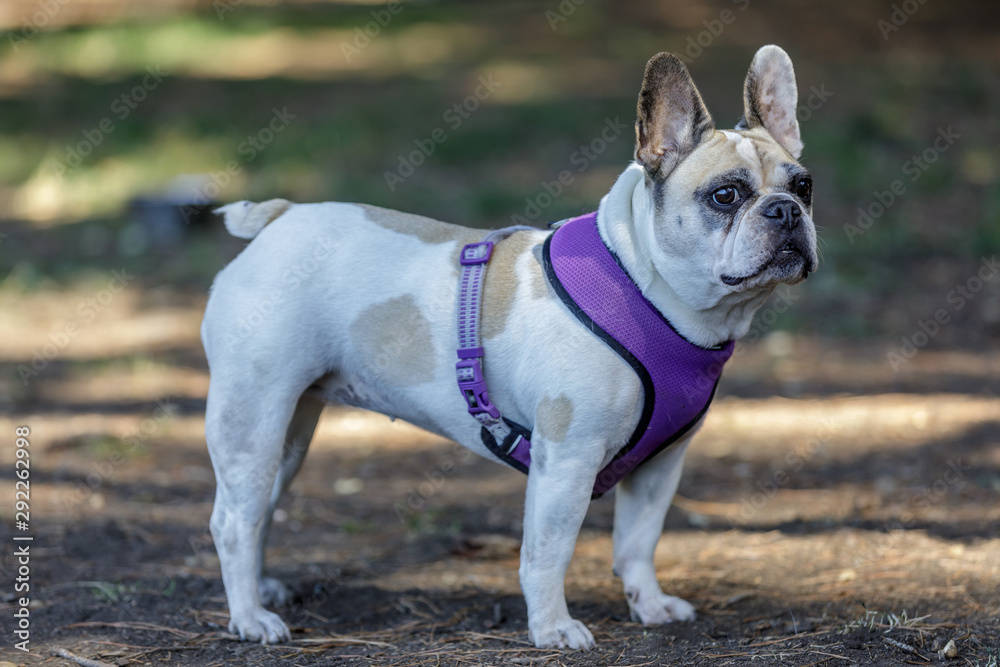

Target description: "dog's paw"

left=259, top=577, right=290, bottom=606
left=529, top=618, right=595, bottom=650
left=628, top=590, right=697, bottom=625
left=229, top=609, right=291, bottom=644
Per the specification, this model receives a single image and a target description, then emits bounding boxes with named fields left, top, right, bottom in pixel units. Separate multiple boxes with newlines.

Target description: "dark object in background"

left=127, top=175, right=221, bottom=252
left=131, top=196, right=216, bottom=231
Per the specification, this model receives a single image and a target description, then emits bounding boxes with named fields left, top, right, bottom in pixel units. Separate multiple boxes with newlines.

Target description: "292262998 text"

left=13, top=425, right=32, bottom=653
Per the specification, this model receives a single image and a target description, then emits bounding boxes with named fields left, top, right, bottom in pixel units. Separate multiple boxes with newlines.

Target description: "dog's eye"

left=794, top=177, right=812, bottom=203
left=711, top=186, right=739, bottom=206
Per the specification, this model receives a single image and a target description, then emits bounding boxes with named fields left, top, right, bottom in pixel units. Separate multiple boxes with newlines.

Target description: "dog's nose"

left=762, top=199, right=802, bottom=229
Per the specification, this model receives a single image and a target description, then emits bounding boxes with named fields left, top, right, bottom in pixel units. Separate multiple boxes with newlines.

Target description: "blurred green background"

left=1, top=0, right=998, bottom=344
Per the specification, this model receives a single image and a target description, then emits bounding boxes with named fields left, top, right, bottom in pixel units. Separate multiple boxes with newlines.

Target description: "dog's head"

left=632, top=45, right=818, bottom=311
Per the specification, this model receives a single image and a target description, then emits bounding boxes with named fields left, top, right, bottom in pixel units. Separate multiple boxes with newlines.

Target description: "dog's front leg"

left=612, top=435, right=697, bottom=625
left=519, top=442, right=599, bottom=650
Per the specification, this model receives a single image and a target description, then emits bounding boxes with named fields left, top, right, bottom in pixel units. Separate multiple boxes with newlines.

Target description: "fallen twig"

left=884, top=636, right=928, bottom=660
left=748, top=630, right=829, bottom=648
left=90, top=640, right=204, bottom=658
left=52, top=647, right=116, bottom=667
left=291, top=635, right=396, bottom=648
left=64, top=621, right=198, bottom=639
left=806, top=649, right=852, bottom=661
left=460, top=631, right=534, bottom=646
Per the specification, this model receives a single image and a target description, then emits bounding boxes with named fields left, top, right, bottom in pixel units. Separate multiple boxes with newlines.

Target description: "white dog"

left=202, top=45, right=817, bottom=649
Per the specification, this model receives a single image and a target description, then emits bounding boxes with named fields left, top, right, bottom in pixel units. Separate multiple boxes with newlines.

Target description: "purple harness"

left=456, top=212, right=734, bottom=497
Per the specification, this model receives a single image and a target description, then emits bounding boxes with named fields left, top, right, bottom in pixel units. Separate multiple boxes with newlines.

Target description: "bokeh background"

left=1, top=1, right=999, bottom=665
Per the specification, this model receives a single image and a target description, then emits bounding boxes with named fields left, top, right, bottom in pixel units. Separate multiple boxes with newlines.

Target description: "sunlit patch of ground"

left=0, top=286, right=204, bottom=367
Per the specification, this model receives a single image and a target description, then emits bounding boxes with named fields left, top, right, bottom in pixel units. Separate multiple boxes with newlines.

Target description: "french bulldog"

left=201, top=44, right=817, bottom=649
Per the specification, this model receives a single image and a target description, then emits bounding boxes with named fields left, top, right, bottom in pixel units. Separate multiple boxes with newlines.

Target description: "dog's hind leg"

left=612, top=434, right=697, bottom=626
left=205, top=376, right=309, bottom=644
left=257, top=393, right=325, bottom=607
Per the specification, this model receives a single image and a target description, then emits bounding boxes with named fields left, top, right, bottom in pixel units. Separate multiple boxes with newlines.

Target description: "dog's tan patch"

left=482, top=231, right=535, bottom=339
left=745, top=128, right=795, bottom=176
left=682, top=131, right=745, bottom=183
left=685, top=129, right=791, bottom=192
left=349, top=295, right=436, bottom=386
left=537, top=395, right=574, bottom=443
left=359, top=204, right=475, bottom=245
left=529, top=243, right=551, bottom=299
left=358, top=203, right=480, bottom=274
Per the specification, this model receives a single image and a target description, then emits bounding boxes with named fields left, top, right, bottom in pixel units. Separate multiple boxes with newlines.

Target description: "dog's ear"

left=634, top=53, right=715, bottom=178
left=738, top=45, right=802, bottom=158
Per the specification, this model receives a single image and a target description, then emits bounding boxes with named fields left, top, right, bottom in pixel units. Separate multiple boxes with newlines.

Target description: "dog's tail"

left=216, top=199, right=292, bottom=239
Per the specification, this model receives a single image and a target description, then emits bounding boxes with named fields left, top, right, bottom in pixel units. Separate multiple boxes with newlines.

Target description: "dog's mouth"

left=720, top=239, right=815, bottom=287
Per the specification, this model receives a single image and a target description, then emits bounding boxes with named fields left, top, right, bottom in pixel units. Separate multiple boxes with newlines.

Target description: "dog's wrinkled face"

left=666, top=127, right=818, bottom=294
left=634, top=46, right=818, bottom=310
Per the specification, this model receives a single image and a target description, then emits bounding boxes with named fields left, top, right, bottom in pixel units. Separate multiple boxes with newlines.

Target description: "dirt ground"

left=1, top=278, right=999, bottom=666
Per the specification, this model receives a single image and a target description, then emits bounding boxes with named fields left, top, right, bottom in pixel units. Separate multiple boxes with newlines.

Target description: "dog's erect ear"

left=634, top=53, right=715, bottom=179
left=739, top=45, right=802, bottom=158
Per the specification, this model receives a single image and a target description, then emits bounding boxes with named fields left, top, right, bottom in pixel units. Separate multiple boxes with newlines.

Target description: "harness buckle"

left=459, top=241, right=495, bottom=266
left=455, top=358, right=500, bottom=419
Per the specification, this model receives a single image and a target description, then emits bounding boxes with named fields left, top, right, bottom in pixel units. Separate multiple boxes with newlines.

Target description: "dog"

left=201, top=44, right=817, bottom=650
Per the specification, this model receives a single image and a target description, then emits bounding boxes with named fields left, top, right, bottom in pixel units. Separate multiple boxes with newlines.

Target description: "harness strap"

left=455, top=226, right=535, bottom=469
left=455, top=215, right=732, bottom=497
